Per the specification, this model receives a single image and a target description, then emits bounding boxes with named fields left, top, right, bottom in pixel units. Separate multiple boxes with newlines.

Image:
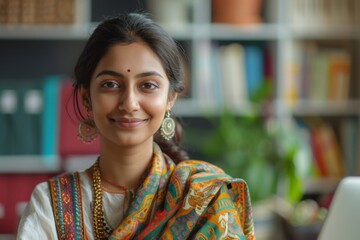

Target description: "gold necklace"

left=92, top=158, right=140, bottom=239
left=92, top=158, right=108, bottom=239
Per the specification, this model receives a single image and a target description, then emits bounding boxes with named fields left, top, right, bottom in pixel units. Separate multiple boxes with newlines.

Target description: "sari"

left=49, top=143, right=255, bottom=239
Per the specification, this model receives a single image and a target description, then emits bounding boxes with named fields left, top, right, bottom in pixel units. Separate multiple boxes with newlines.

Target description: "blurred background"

left=0, top=0, right=359, bottom=239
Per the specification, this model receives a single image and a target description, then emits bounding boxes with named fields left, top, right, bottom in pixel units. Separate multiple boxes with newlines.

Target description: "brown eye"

left=142, top=82, right=158, bottom=90
left=101, top=81, right=120, bottom=89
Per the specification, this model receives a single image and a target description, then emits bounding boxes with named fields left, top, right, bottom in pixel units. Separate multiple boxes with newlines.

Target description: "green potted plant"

left=188, top=81, right=304, bottom=204
left=201, top=108, right=303, bottom=204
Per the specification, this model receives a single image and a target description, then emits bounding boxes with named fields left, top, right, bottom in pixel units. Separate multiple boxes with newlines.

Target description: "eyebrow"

left=95, top=70, right=164, bottom=79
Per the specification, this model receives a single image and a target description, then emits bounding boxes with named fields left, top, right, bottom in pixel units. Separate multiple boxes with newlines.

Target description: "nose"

left=118, top=86, right=140, bottom=113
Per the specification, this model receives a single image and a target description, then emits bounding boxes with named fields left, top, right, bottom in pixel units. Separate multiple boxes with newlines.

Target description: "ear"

left=79, top=87, right=91, bottom=110
left=167, top=93, right=178, bottom=110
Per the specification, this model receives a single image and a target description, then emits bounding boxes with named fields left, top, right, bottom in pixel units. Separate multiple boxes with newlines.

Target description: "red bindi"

left=127, top=69, right=131, bottom=72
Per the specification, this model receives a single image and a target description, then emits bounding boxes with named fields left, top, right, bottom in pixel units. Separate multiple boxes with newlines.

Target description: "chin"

left=111, top=135, right=154, bottom=148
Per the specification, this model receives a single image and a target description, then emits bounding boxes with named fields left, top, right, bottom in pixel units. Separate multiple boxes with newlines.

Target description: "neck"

left=98, top=137, right=154, bottom=190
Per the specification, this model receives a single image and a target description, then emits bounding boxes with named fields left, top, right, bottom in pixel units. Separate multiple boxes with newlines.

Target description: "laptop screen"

left=318, top=177, right=360, bottom=240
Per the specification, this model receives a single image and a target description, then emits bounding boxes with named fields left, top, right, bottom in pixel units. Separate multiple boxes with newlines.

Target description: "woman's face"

left=83, top=41, right=176, bottom=148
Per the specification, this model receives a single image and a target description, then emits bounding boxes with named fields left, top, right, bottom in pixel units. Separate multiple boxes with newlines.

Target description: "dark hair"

left=73, top=13, right=189, bottom=163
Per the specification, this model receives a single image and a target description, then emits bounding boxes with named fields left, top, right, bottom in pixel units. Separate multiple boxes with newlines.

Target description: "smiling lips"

left=111, top=117, right=147, bottom=128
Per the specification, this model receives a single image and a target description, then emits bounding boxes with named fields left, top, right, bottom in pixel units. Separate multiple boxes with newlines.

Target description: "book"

left=319, top=123, right=345, bottom=177
left=244, top=45, right=264, bottom=101
left=0, top=80, right=42, bottom=155
left=299, top=42, right=315, bottom=100
left=0, top=175, right=9, bottom=233
left=196, top=40, right=214, bottom=108
left=282, top=41, right=301, bottom=106
left=309, top=50, right=329, bottom=102
left=55, top=0, right=75, bottom=24
left=35, top=0, right=56, bottom=24
left=41, top=76, right=61, bottom=168
left=211, top=42, right=224, bottom=107
left=6, top=0, right=20, bottom=24
left=310, top=121, right=345, bottom=178
left=17, top=80, right=43, bottom=155
left=20, top=0, right=36, bottom=24
left=340, top=118, right=358, bottom=175
left=291, top=0, right=357, bottom=27
left=0, top=0, right=7, bottom=24
left=219, top=43, right=248, bottom=108
left=309, top=125, right=328, bottom=177
left=0, top=81, right=18, bottom=155
left=327, top=50, right=351, bottom=101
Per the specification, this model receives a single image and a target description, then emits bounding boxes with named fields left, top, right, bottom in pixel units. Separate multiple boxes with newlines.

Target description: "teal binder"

left=0, top=81, right=19, bottom=155
left=16, top=80, right=43, bottom=155
left=41, top=76, right=61, bottom=167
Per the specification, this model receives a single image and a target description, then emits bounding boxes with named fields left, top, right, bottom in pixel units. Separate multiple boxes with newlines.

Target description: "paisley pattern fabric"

left=49, top=143, right=255, bottom=239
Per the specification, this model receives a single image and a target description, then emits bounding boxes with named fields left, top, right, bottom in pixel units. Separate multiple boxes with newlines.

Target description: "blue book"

left=244, top=45, right=264, bottom=100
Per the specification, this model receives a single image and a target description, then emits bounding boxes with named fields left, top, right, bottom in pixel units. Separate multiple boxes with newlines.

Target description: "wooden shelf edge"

left=0, top=155, right=60, bottom=173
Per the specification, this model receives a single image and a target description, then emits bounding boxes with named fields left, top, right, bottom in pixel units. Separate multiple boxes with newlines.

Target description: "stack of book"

left=295, top=117, right=359, bottom=179
left=283, top=41, right=352, bottom=106
left=0, top=0, right=75, bottom=24
left=291, top=0, right=360, bottom=26
left=197, top=42, right=273, bottom=109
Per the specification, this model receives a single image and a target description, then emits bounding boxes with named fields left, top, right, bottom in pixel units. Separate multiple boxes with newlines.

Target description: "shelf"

left=157, top=23, right=195, bottom=40
left=173, top=99, right=268, bottom=117
left=291, top=25, right=360, bottom=40
left=6, top=22, right=343, bottom=42
left=0, top=155, right=99, bottom=173
left=289, top=100, right=360, bottom=116
left=175, top=98, right=360, bottom=117
left=304, top=177, right=341, bottom=194
left=0, top=234, right=14, bottom=240
left=0, top=24, right=94, bottom=40
left=0, top=155, right=60, bottom=173
left=209, top=23, right=280, bottom=40
left=153, top=22, right=282, bottom=41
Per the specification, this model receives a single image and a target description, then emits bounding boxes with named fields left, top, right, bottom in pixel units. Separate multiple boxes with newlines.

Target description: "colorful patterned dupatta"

left=49, top=143, right=255, bottom=239
left=110, top=144, right=255, bottom=239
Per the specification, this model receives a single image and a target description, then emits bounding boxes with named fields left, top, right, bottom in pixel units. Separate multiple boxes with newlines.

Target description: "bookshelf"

left=0, top=0, right=358, bottom=183
left=0, top=0, right=359, bottom=237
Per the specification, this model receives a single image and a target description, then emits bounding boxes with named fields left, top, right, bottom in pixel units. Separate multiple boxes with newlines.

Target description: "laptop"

left=318, top=176, right=360, bottom=240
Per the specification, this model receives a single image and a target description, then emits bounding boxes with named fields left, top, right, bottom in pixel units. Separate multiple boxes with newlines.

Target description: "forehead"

left=95, top=41, right=165, bottom=74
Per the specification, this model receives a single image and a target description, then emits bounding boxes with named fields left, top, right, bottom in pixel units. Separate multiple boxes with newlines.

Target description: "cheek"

left=90, top=94, right=117, bottom=117
left=143, top=94, right=169, bottom=114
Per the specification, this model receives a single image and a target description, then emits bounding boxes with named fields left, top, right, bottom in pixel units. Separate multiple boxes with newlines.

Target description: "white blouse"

left=17, top=171, right=128, bottom=240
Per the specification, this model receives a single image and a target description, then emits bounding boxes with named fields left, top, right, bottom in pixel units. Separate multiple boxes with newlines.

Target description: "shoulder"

left=25, top=171, right=84, bottom=210
left=176, top=160, right=251, bottom=198
left=175, top=159, right=226, bottom=174
left=17, top=182, right=55, bottom=238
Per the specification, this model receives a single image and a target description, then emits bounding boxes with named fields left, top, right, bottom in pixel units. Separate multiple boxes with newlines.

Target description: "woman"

left=17, top=13, right=255, bottom=239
